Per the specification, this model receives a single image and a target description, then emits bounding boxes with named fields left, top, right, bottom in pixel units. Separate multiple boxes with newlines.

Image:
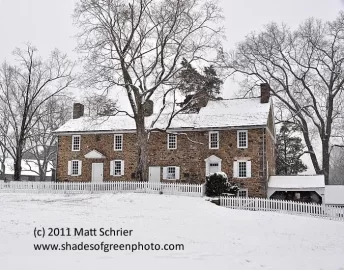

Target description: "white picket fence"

left=220, top=197, right=344, bottom=221
left=0, top=181, right=205, bottom=197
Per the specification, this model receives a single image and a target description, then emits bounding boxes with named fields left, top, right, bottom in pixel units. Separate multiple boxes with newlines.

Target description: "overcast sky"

left=0, top=0, right=342, bottom=62
left=0, top=0, right=343, bottom=172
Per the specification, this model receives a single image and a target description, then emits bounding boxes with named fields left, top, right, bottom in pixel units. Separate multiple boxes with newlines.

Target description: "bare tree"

left=0, top=45, right=75, bottom=181
left=220, top=13, right=344, bottom=184
left=74, top=0, right=223, bottom=181
left=82, top=93, right=118, bottom=117
left=0, top=103, right=10, bottom=179
left=26, top=96, right=72, bottom=181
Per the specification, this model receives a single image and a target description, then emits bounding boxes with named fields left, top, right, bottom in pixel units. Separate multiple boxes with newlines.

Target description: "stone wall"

left=57, top=128, right=276, bottom=197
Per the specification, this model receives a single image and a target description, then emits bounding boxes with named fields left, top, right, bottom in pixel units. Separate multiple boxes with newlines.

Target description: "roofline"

left=54, top=124, right=268, bottom=135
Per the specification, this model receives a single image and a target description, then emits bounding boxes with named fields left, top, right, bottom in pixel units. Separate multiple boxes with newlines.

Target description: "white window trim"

left=68, top=160, right=82, bottom=176
left=237, top=130, right=248, bottom=149
left=114, top=134, right=123, bottom=151
left=233, top=160, right=251, bottom=178
left=162, top=166, right=180, bottom=180
left=237, top=188, right=248, bottom=197
left=167, top=134, right=177, bottom=150
left=209, top=131, right=219, bottom=149
left=72, top=135, right=81, bottom=151
left=110, top=160, right=124, bottom=177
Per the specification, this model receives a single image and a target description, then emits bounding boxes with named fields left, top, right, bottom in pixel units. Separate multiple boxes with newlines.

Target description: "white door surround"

left=92, top=163, right=104, bottom=182
left=149, top=166, right=161, bottom=182
left=204, top=155, right=222, bottom=176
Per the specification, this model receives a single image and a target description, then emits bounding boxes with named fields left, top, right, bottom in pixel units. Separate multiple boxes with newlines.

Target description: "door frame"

left=92, top=163, right=104, bottom=182
left=149, top=166, right=161, bottom=182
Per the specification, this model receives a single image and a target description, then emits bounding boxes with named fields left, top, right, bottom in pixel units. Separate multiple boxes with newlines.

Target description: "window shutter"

left=78, top=161, right=82, bottom=176
left=110, top=160, right=114, bottom=176
left=175, top=167, right=180, bottom=180
left=67, top=161, right=72, bottom=175
left=233, top=161, right=238, bottom=177
left=247, top=161, right=251, bottom=178
left=162, top=167, right=168, bottom=180
left=121, top=160, right=125, bottom=176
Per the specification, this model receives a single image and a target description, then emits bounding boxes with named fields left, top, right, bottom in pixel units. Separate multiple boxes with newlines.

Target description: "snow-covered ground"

left=1, top=193, right=344, bottom=270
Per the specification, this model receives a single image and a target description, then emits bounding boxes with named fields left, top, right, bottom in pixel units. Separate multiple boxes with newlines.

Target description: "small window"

left=209, top=131, right=219, bottom=149
left=114, top=160, right=122, bottom=176
left=238, top=162, right=247, bottom=178
left=237, top=189, right=248, bottom=197
left=72, top=135, right=81, bottom=151
left=114, top=134, right=123, bottom=151
left=167, top=167, right=176, bottom=180
left=72, top=160, right=79, bottom=175
left=237, top=130, right=248, bottom=148
left=163, top=166, right=180, bottom=180
left=167, top=134, right=177, bottom=149
left=110, top=160, right=124, bottom=176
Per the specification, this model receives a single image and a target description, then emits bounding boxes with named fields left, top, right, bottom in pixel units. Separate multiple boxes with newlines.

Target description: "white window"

left=110, top=160, right=124, bottom=176
left=237, top=189, right=248, bottom=197
left=238, top=162, right=247, bottom=177
left=237, top=130, right=248, bottom=148
left=163, top=166, right=180, bottom=180
left=167, top=134, right=177, bottom=149
left=68, top=160, right=82, bottom=176
left=114, top=134, right=123, bottom=151
left=72, top=135, right=81, bottom=151
left=209, top=131, right=219, bottom=149
left=233, top=160, right=251, bottom=178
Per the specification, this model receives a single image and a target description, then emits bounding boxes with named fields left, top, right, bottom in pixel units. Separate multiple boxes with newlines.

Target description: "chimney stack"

left=73, top=103, right=84, bottom=119
left=260, top=83, right=270, bottom=103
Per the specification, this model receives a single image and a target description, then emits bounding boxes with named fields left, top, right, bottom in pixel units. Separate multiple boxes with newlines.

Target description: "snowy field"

left=1, top=193, right=344, bottom=270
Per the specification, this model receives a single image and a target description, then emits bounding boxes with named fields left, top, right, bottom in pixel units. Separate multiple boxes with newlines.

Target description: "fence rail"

left=0, top=181, right=205, bottom=197
left=220, top=197, right=344, bottom=221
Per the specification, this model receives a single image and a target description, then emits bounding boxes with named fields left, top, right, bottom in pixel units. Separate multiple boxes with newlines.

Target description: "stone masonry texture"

left=57, top=126, right=276, bottom=198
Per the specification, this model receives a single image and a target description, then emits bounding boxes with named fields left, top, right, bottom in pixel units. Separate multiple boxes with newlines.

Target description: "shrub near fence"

left=220, top=197, right=344, bottom=221
left=0, top=181, right=205, bottom=197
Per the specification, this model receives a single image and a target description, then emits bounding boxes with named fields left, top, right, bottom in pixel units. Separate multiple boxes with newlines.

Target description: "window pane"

left=72, top=161, right=79, bottom=175
left=238, top=131, right=247, bottom=148
left=238, top=162, right=247, bottom=177
left=115, top=135, right=123, bottom=150
left=167, top=167, right=176, bottom=179
left=114, top=161, right=122, bottom=175
left=168, top=134, right=177, bottom=149
left=210, top=132, right=218, bottom=148
left=73, top=136, right=80, bottom=151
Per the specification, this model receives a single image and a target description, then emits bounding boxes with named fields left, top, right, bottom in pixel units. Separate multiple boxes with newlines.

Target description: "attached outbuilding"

left=267, top=175, right=325, bottom=204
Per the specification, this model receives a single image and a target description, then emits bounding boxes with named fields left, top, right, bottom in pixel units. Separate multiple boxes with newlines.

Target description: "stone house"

left=54, top=84, right=276, bottom=197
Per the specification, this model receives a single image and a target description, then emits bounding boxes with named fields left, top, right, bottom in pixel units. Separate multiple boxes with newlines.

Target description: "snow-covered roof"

left=55, top=98, right=271, bottom=133
left=2, top=158, right=53, bottom=176
left=325, top=185, right=344, bottom=205
left=268, top=175, right=325, bottom=189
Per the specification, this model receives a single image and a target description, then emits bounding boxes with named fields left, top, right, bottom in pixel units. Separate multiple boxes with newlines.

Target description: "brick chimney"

left=260, top=83, right=270, bottom=103
left=73, top=103, right=84, bottom=119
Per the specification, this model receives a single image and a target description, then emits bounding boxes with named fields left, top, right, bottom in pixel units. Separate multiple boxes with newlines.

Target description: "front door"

left=92, top=163, right=103, bottom=182
left=149, top=166, right=161, bottom=182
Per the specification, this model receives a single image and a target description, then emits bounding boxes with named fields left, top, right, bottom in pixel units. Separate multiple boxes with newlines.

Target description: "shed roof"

left=55, top=98, right=271, bottom=133
left=268, top=175, right=325, bottom=189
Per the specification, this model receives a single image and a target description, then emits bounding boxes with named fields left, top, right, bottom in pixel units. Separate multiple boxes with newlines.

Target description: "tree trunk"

left=135, top=112, right=148, bottom=182
left=13, top=148, right=22, bottom=181
left=322, top=139, right=330, bottom=185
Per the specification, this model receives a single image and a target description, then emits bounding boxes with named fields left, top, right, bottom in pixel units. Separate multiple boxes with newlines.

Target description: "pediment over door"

left=84, top=150, right=106, bottom=159
left=204, top=155, right=222, bottom=163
